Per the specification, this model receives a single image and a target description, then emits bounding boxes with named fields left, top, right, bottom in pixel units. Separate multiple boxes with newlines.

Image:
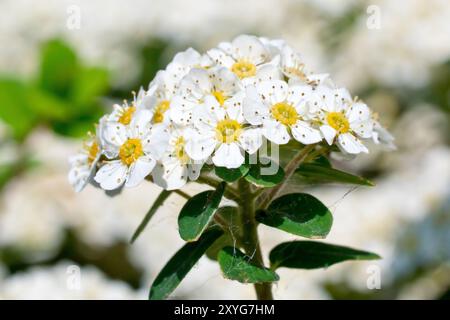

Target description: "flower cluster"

left=69, top=35, right=393, bottom=192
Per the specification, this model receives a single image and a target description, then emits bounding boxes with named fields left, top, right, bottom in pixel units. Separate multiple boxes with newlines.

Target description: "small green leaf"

left=71, top=67, right=109, bottom=108
left=149, top=228, right=223, bottom=300
left=296, top=163, right=374, bottom=186
left=257, top=193, right=333, bottom=239
left=218, top=247, right=279, bottom=284
left=178, top=182, right=226, bottom=242
left=131, top=190, right=172, bottom=243
left=270, top=241, right=380, bottom=270
left=215, top=164, right=250, bottom=183
left=38, top=39, right=79, bottom=97
left=0, top=78, right=36, bottom=139
left=245, top=159, right=285, bottom=187
left=26, top=87, right=72, bottom=121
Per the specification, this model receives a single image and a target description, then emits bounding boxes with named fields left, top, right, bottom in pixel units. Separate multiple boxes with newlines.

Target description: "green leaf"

left=215, top=164, right=250, bottom=183
left=178, top=182, right=226, bottom=242
left=0, top=78, right=36, bottom=139
left=71, top=67, right=109, bottom=108
left=257, top=193, right=333, bottom=239
left=149, top=227, right=223, bottom=300
left=245, top=159, right=285, bottom=187
left=218, top=247, right=279, bottom=284
left=131, top=190, right=172, bottom=243
left=296, top=163, right=374, bottom=186
left=206, top=207, right=240, bottom=261
left=38, top=39, right=79, bottom=97
left=206, top=234, right=235, bottom=261
left=270, top=241, right=380, bottom=270
left=26, top=87, right=72, bottom=121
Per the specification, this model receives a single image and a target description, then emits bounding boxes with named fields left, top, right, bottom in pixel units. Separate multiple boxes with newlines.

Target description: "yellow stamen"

left=284, top=66, right=307, bottom=81
left=231, top=59, right=256, bottom=79
left=119, top=139, right=143, bottom=166
left=212, top=90, right=227, bottom=106
left=87, top=142, right=99, bottom=165
left=327, top=112, right=350, bottom=134
left=215, top=119, right=242, bottom=144
left=174, top=136, right=189, bottom=164
left=118, top=106, right=136, bottom=125
left=271, top=102, right=299, bottom=126
left=152, top=100, right=170, bottom=124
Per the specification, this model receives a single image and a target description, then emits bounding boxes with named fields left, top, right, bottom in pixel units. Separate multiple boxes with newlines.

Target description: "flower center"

left=271, top=102, right=299, bottom=126
left=118, top=106, right=136, bottom=125
left=231, top=59, right=256, bottom=79
left=212, top=90, right=227, bottom=106
left=119, top=138, right=143, bottom=166
left=215, top=119, right=242, bottom=144
left=87, top=142, right=99, bottom=165
left=174, top=136, right=189, bottom=164
left=152, top=100, right=170, bottom=124
left=327, top=112, right=350, bottom=134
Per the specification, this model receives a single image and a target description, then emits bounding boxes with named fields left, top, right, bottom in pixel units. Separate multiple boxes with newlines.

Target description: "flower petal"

left=239, top=127, right=263, bottom=154
left=185, top=130, right=216, bottom=161
left=212, top=143, right=244, bottom=169
left=291, top=120, right=322, bottom=144
left=320, top=125, right=337, bottom=145
left=231, top=35, right=269, bottom=65
left=263, top=119, right=290, bottom=145
left=94, top=160, right=128, bottom=190
left=144, top=125, right=170, bottom=160
left=126, top=156, right=156, bottom=187
left=347, top=102, right=371, bottom=123
left=337, top=133, right=369, bottom=154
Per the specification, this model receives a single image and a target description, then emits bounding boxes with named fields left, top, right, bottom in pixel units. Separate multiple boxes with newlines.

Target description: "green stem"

left=238, top=179, right=273, bottom=300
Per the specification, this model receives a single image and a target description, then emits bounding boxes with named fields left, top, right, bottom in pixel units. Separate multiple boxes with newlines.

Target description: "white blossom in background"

left=0, top=262, right=143, bottom=299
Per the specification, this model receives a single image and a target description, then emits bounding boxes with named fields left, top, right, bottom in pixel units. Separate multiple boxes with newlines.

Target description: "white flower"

left=243, top=80, right=322, bottom=145
left=68, top=137, right=101, bottom=193
left=94, top=110, right=169, bottom=190
left=372, top=117, right=396, bottom=150
left=185, top=96, right=262, bottom=169
left=108, top=88, right=152, bottom=127
left=152, top=126, right=203, bottom=190
left=280, top=45, right=329, bottom=85
left=207, top=34, right=282, bottom=86
left=68, top=117, right=109, bottom=192
left=164, top=48, right=212, bottom=92
left=145, top=71, right=177, bottom=125
left=313, top=85, right=373, bottom=154
left=170, top=66, right=243, bottom=125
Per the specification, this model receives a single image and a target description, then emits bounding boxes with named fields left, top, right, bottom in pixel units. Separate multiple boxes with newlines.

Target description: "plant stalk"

left=238, top=179, right=273, bottom=300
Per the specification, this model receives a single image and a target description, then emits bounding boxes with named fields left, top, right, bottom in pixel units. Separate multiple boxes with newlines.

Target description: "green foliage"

left=178, top=182, right=226, bottom=241
left=270, top=241, right=380, bottom=270
left=218, top=247, right=279, bottom=284
left=215, top=164, right=250, bottom=183
left=149, top=228, right=223, bottom=300
left=0, top=39, right=110, bottom=140
left=257, top=193, right=333, bottom=239
left=296, top=162, right=374, bottom=186
left=0, top=79, right=36, bottom=140
left=245, top=159, right=285, bottom=187
left=131, top=190, right=172, bottom=243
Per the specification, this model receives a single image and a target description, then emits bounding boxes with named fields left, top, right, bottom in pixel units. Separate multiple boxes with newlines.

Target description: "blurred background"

left=0, top=0, right=449, bottom=299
